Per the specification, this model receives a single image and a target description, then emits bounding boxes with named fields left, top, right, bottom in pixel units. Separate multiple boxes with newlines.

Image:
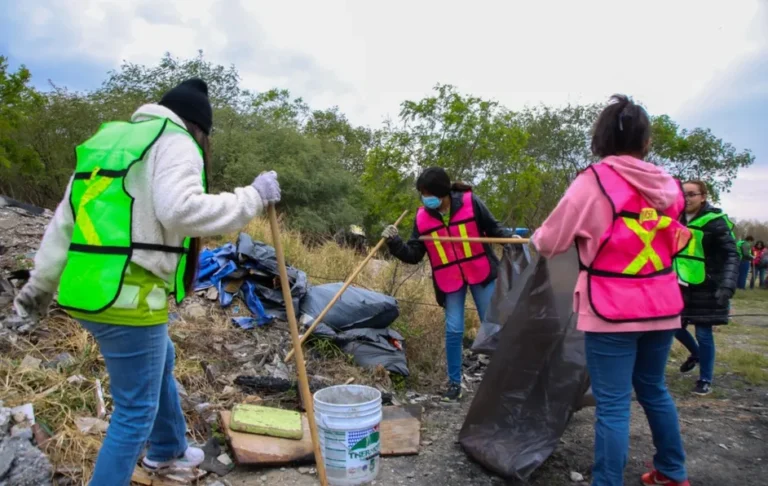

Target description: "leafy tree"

left=649, top=115, right=754, bottom=200
left=0, top=56, right=43, bottom=200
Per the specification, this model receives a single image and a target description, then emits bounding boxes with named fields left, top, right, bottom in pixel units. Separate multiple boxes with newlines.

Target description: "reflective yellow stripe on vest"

left=622, top=216, right=673, bottom=274
left=431, top=231, right=450, bottom=265
left=458, top=224, right=472, bottom=258
left=76, top=168, right=114, bottom=246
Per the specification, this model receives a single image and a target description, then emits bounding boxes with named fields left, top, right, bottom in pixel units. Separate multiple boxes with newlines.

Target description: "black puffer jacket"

left=680, top=204, right=739, bottom=325
left=387, top=191, right=510, bottom=307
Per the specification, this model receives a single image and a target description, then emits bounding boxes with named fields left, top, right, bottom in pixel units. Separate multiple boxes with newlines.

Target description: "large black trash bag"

left=471, top=243, right=532, bottom=355
left=236, top=233, right=308, bottom=320
left=300, top=283, right=399, bottom=332
left=459, top=247, right=590, bottom=481
left=306, top=321, right=409, bottom=376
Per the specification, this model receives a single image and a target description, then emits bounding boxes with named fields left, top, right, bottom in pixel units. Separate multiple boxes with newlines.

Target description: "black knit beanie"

left=159, top=78, right=213, bottom=135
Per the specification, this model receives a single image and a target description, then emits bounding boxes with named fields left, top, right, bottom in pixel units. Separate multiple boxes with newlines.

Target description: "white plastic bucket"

left=313, top=385, right=382, bottom=485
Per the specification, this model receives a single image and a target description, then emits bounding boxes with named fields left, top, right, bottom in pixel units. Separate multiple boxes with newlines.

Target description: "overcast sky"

left=2, top=0, right=766, bottom=221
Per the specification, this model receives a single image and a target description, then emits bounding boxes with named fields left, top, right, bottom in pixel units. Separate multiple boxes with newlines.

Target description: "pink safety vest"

left=416, top=191, right=492, bottom=294
left=584, top=163, right=690, bottom=323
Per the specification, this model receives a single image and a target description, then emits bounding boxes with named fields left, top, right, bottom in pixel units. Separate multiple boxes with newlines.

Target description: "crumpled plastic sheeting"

left=300, top=283, right=399, bottom=332
left=309, top=321, right=409, bottom=376
left=459, top=247, right=590, bottom=480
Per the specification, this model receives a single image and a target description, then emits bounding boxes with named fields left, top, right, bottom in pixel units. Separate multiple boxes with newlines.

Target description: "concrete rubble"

left=0, top=401, right=53, bottom=486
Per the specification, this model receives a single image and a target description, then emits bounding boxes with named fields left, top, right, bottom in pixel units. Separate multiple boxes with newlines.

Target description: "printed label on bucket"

left=321, top=424, right=380, bottom=481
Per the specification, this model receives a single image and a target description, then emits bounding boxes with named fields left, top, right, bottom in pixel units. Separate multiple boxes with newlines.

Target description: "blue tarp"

left=194, top=234, right=309, bottom=326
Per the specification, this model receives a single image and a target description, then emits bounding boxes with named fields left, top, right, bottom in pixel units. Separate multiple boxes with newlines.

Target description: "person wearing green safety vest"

left=12, top=78, right=282, bottom=486
left=735, top=235, right=755, bottom=289
left=673, top=180, right=739, bottom=397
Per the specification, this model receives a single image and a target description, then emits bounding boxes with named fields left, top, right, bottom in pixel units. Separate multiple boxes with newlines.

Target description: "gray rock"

left=10, top=425, right=33, bottom=441
left=0, top=437, right=53, bottom=485
left=0, top=444, right=12, bottom=479
left=44, top=353, right=75, bottom=370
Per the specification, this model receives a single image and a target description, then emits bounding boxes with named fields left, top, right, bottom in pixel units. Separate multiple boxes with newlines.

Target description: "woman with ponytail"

left=532, top=95, right=691, bottom=486
left=381, top=167, right=510, bottom=402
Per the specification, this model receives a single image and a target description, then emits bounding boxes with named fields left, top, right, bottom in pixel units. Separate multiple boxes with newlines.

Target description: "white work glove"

left=13, top=283, right=53, bottom=318
left=252, top=171, right=281, bottom=205
left=382, top=225, right=399, bottom=240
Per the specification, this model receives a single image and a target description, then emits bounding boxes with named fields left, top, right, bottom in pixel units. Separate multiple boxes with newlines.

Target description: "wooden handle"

left=284, top=210, right=409, bottom=363
left=419, top=236, right=530, bottom=244
left=267, top=205, right=328, bottom=486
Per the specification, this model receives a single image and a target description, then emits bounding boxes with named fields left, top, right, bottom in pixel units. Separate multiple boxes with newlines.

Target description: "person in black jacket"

left=674, top=181, right=739, bottom=396
left=381, top=167, right=511, bottom=402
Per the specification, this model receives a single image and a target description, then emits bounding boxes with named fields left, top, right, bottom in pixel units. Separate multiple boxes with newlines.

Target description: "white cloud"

left=720, top=165, right=768, bottom=222
left=4, top=0, right=765, bottom=127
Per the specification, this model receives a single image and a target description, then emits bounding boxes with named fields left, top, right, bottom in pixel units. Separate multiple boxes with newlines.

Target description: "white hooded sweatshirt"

left=28, top=104, right=264, bottom=294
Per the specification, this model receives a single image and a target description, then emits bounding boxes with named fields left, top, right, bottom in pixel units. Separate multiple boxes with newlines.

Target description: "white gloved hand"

left=13, top=283, right=53, bottom=318
left=252, top=171, right=281, bottom=204
left=382, top=225, right=399, bottom=240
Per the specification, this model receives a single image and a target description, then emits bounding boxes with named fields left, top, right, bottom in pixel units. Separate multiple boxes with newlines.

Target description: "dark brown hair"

left=683, top=180, right=708, bottom=198
left=416, top=167, right=472, bottom=197
left=591, top=94, right=651, bottom=158
left=181, top=119, right=212, bottom=295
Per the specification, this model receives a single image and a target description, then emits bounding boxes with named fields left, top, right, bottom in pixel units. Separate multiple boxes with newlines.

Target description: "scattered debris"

left=131, top=465, right=207, bottom=485
left=94, top=380, right=107, bottom=419
left=199, top=438, right=233, bottom=477
left=75, top=417, right=109, bottom=435
left=234, top=376, right=327, bottom=396
left=221, top=405, right=421, bottom=466
left=19, top=355, right=42, bottom=371
left=0, top=436, right=54, bottom=485
left=44, top=352, right=75, bottom=370
left=216, top=453, right=232, bottom=466
left=570, top=471, right=585, bottom=482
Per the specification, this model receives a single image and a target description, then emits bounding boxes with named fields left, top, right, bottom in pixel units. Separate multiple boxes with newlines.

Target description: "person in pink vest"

left=381, top=167, right=511, bottom=402
left=532, top=95, right=692, bottom=486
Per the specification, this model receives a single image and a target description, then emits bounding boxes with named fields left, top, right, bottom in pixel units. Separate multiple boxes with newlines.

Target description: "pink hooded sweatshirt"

left=532, top=155, right=685, bottom=333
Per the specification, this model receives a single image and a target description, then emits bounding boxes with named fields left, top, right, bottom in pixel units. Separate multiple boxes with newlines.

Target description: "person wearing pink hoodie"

left=532, top=95, right=692, bottom=486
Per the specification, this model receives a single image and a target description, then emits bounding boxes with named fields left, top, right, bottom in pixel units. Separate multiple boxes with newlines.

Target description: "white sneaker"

left=142, top=446, right=205, bottom=472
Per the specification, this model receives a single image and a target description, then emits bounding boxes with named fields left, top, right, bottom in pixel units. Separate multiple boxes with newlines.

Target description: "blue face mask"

left=421, top=195, right=441, bottom=210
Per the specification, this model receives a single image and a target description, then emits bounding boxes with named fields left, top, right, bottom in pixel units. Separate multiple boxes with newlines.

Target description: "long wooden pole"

left=284, top=210, right=409, bottom=363
left=267, top=205, right=328, bottom=486
left=419, top=236, right=530, bottom=245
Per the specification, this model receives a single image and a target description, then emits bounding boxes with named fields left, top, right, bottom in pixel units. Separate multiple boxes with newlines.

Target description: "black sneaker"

left=441, top=383, right=463, bottom=402
left=680, top=355, right=699, bottom=373
left=693, top=380, right=712, bottom=396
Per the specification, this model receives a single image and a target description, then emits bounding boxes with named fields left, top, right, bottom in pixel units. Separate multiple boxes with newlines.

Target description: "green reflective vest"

left=57, top=118, right=206, bottom=314
left=674, top=211, right=734, bottom=285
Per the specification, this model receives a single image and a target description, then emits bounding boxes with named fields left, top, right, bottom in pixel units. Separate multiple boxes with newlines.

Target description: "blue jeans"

left=738, top=260, right=751, bottom=289
left=443, top=280, right=496, bottom=384
left=80, top=321, right=188, bottom=486
left=751, top=267, right=765, bottom=289
left=675, top=325, right=715, bottom=383
left=585, top=331, right=687, bottom=486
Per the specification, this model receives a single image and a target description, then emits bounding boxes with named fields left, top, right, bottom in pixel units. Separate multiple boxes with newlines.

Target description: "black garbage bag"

left=236, top=233, right=308, bottom=320
left=471, top=244, right=532, bottom=355
left=459, top=247, right=590, bottom=480
left=300, top=283, right=399, bottom=332
left=304, top=321, right=409, bottom=376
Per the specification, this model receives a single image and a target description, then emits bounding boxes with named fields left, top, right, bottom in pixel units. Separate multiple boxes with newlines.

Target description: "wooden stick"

left=284, top=210, right=409, bottom=363
left=267, top=205, right=328, bottom=486
left=419, top=236, right=530, bottom=244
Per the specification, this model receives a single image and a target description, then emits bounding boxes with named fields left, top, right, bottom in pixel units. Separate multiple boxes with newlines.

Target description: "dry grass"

left=3, top=216, right=449, bottom=484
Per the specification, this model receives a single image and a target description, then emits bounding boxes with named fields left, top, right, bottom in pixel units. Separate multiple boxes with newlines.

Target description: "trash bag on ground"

left=459, top=247, right=590, bottom=481
left=300, top=283, right=399, bottom=332
left=303, top=319, right=409, bottom=376
left=236, top=233, right=308, bottom=320
left=193, top=234, right=309, bottom=323
left=471, top=243, right=532, bottom=355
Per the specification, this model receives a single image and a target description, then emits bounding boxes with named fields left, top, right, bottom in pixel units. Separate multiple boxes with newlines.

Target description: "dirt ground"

left=223, top=297, right=768, bottom=486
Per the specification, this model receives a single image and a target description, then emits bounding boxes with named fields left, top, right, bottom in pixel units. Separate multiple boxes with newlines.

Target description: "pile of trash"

left=0, top=401, right=54, bottom=486
left=196, top=234, right=408, bottom=376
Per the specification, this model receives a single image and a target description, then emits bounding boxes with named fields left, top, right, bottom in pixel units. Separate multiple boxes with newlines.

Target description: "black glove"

left=715, top=287, right=734, bottom=307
